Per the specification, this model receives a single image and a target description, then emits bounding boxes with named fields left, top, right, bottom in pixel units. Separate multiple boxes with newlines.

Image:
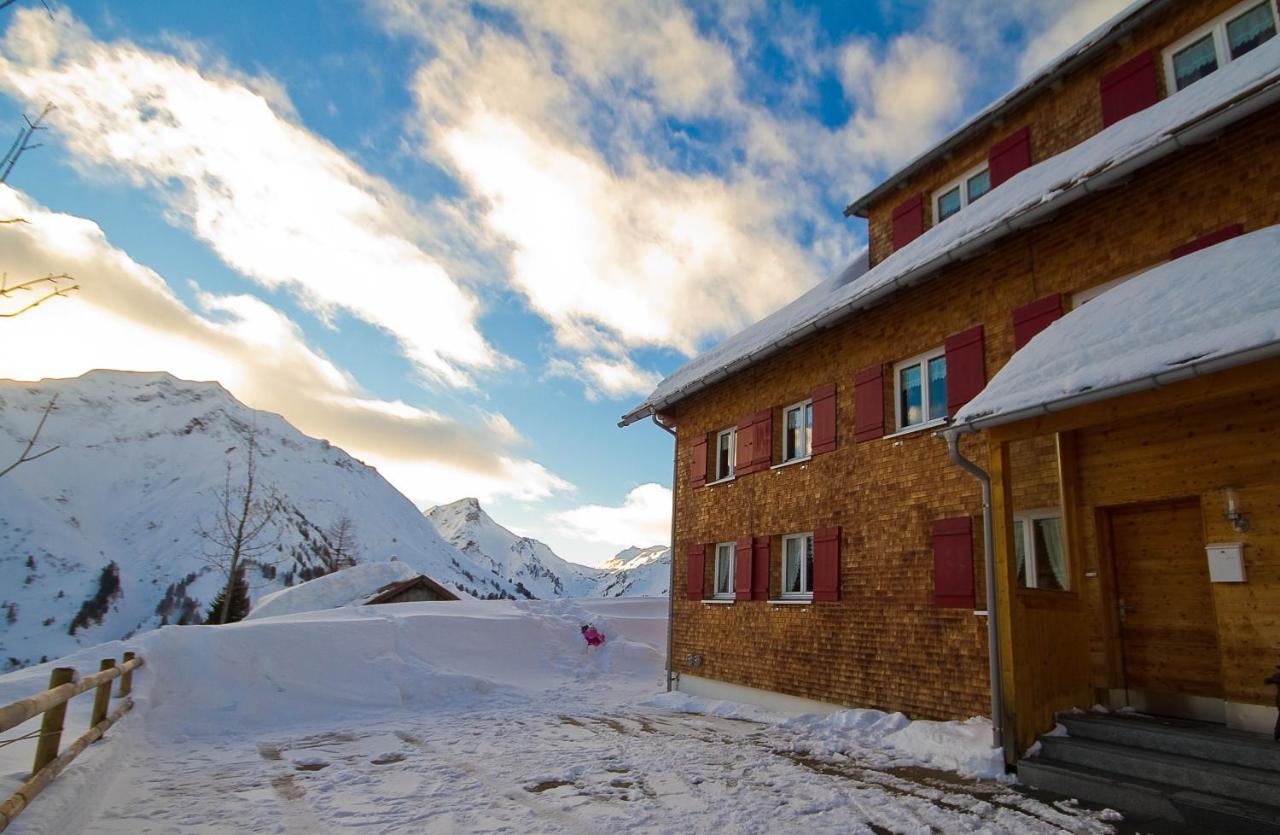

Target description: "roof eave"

left=945, top=339, right=1280, bottom=437
left=842, top=0, right=1173, bottom=219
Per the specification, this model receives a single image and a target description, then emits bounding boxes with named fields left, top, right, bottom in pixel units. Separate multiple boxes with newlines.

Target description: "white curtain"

left=1040, top=518, right=1068, bottom=590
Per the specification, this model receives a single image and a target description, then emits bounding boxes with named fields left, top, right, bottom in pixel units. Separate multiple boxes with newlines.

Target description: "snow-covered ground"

left=0, top=598, right=1122, bottom=833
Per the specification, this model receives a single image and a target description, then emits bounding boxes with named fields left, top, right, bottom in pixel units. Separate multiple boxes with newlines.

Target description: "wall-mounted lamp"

left=685, top=654, right=703, bottom=668
left=1223, top=485, right=1251, bottom=533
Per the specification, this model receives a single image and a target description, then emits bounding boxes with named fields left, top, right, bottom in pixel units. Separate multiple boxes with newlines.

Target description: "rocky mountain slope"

left=0, top=371, right=521, bottom=670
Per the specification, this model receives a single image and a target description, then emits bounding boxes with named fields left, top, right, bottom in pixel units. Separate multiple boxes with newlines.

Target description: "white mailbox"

left=1205, top=542, right=1246, bottom=583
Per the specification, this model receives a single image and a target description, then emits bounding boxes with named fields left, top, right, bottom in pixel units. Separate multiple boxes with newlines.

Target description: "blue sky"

left=0, top=0, right=1127, bottom=565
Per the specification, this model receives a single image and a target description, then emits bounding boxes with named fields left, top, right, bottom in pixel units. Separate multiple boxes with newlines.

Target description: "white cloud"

left=0, top=185, right=570, bottom=506
left=0, top=8, right=499, bottom=388
left=551, top=483, right=671, bottom=548
left=546, top=353, right=663, bottom=401
left=1017, top=0, right=1136, bottom=79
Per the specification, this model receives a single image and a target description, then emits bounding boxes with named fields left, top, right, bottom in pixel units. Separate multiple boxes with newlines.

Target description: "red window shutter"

left=734, top=536, right=753, bottom=601
left=1100, top=50, right=1159, bottom=128
left=734, top=415, right=754, bottom=475
left=988, top=127, right=1031, bottom=188
left=751, top=536, right=770, bottom=600
left=810, top=383, right=837, bottom=455
left=813, top=526, right=841, bottom=602
left=891, top=193, right=925, bottom=250
left=853, top=364, right=885, bottom=442
left=1012, top=294, right=1062, bottom=350
left=1170, top=224, right=1243, bottom=259
left=686, top=544, right=706, bottom=601
left=944, top=325, right=985, bottom=416
left=690, top=434, right=708, bottom=488
left=752, top=408, right=773, bottom=470
left=931, top=517, right=974, bottom=608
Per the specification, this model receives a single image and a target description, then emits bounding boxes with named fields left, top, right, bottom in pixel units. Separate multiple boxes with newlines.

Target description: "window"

left=712, top=542, right=735, bottom=599
left=782, top=533, right=814, bottom=599
left=893, top=348, right=947, bottom=431
left=933, top=163, right=991, bottom=223
left=782, top=400, right=813, bottom=462
left=1165, top=0, right=1278, bottom=92
left=714, top=427, right=736, bottom=481
left=1013, top=510, right=1068, bottom=590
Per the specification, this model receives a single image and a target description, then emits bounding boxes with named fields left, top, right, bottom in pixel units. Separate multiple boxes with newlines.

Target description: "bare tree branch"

left=0, top=394, right=59, bottom=479
left=196, top=429, right=283, bottom=624
left=0, top=272, right=79, bottom=318
left=0, top=102, right=52, bottom=185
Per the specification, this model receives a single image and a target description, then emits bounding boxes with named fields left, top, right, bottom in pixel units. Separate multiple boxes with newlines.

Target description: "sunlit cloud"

left=0, top=186, right=570, bottom=506
left=552, top=483, right=672, bottom=548
left=0, top=8, right=499, bottom=388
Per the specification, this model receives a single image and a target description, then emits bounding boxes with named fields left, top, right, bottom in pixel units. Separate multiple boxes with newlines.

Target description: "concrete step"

left=1058, top=712, right=1280, bottom=772
left=1037, top=736, right=1280, bottom=806
left=1018, top=759, right=1280, bottom=834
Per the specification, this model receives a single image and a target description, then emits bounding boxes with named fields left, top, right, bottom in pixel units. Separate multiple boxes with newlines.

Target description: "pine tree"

left=205, top=565, right=251, bottom=625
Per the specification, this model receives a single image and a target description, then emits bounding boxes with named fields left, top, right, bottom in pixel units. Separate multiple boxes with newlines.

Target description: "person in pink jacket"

left=581, top=624, right=606, bottom=648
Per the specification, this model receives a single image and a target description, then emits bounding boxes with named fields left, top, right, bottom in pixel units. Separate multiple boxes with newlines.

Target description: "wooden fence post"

left=89, top=659, right=115, bottom=728
left=31, top=668, right=74, bottom=775
left=118, top=652, right=135, bottom=697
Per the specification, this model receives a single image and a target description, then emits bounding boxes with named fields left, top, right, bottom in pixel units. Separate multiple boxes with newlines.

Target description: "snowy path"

left=71, top=700, right=1117, bottom=834
left=2, top=598, right=1124, bottom=833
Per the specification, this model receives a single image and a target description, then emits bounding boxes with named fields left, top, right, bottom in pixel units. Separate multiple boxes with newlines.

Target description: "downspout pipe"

left=652, top=414, right=678, bottom=692
left=945, top=431, right=1005, bottom=752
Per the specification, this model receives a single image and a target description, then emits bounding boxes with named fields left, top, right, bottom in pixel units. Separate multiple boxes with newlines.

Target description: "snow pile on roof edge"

left=953, top=224, right=1280, bottom=427
left=246, top=560, right=422, bottom=620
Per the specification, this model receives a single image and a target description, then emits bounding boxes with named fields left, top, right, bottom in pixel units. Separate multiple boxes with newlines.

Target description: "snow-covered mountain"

left=425, top=498, right=605, bottom=598
left=0, top=371, right=522, bottom=671
left=425, top=498, right=669, bottom=599
left=595, top=545, right=671, bottom=598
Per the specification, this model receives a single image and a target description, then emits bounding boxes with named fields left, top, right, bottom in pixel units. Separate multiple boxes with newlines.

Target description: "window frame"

left=892, top=346, right=948, bottom=433
left=932, top=162, right=991, bottom=224
left=781, top=532, right=814, bottom=600
left=1162, top=0, right=1279, bottom=93
left=712, top=426, right=737, bottom=482
left=712, top=541, right=736, bottom=599
left=781, top=399, right=813, bottom=463
left=1012, top=508, right=1069, bottom=591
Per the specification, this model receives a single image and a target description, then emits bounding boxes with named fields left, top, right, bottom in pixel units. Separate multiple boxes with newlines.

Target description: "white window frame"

left=1013, top=509, right=1069, bottom=591
left=932, top=162, right=991, bottom=224
left=781, top=399, right=813, bottom=463
left=712, top=542, right=736, bottom=599
left=1162, top=0, right=1279, bottom=93
left=712, top=427, right=736, bottom=482
left=892, top=347, right=947, bottom=433
left=781, top=532, right=814, bottom=600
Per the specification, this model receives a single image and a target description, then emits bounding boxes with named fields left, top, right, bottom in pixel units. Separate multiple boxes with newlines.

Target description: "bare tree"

left=1, top=102, right=80, bottom=317
left=197, top=430, right=281, bottom=624
left=322, top=514, right=360, bottom=571
left=0, top=393, right=59, bottom=479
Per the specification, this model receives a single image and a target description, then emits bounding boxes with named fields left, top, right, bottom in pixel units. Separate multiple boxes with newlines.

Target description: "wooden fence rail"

left=0, top=652, right=143, bottom=832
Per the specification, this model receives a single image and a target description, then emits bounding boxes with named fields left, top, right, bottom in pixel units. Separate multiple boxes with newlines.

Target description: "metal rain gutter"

left=944, top=433, right=1005, bottom=754
left=617, top=75, right=1280, bottom=430
left=652, top=413, right=679, bottom=692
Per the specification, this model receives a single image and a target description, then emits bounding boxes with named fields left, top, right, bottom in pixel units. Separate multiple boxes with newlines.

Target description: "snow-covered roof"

left=246, top=561, right=422, bottom=620
left=844, top=0, right=1163, bottom=217
left=949, top=225, right=1280, bottom=432
left=620, top=37, right=1280, bottom=427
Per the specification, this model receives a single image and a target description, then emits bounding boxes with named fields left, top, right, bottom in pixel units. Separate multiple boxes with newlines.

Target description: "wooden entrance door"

left=1108, top=498, right=1222, bottom=703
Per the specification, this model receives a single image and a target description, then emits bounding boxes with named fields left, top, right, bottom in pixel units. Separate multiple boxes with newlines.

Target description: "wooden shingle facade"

left=623, top=0, right=1280, bottom=761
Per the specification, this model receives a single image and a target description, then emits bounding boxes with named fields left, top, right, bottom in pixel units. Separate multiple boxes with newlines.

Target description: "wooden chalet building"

left=620, top=0, right=1280, bottom=798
